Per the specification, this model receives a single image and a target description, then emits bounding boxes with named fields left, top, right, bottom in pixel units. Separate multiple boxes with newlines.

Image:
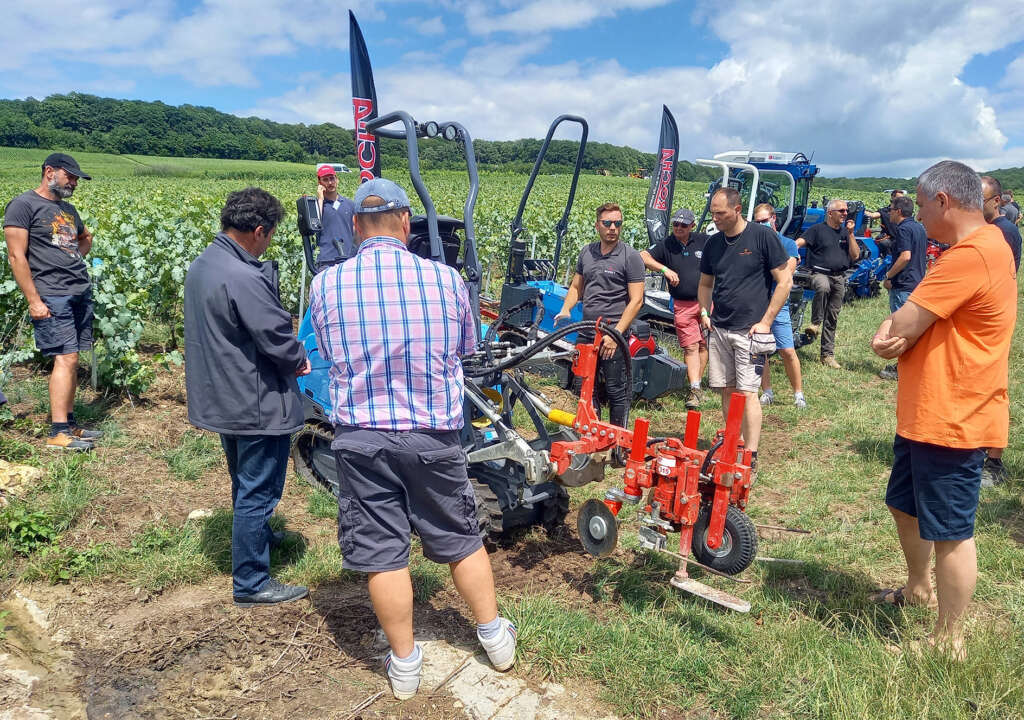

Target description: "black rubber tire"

left=691, top=504, right=757, bottom=575
left=291, top=423, right=339, bottom=497
left=471, top=480, right=569, bottom=541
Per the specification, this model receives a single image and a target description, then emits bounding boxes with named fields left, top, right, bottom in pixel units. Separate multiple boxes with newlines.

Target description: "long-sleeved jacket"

left=184, top=232, right=305, bottom=435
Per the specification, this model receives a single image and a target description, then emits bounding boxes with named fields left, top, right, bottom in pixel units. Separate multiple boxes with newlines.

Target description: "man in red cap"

left=4, top=153, right=101, bottom=451
left=315, top=165, right=356, bottom=272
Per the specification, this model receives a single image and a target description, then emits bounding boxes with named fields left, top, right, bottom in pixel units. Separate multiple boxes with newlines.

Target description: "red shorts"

left=673, top=299, right=706, bottom=349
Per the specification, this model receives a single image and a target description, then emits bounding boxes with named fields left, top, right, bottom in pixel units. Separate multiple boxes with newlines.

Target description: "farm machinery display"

left=291, top=109, right=612, bottom=539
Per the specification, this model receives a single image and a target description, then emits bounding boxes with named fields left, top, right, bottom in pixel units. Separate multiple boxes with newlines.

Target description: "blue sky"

left=2, top=0, right=1023, bottom=177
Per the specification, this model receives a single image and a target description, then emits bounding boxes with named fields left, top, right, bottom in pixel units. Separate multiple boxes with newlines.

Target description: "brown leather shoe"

left=46, top=432, right=93, bottom=452
left=804, top=324, right=820, bottom=339
left=821, top=355, right=841, bottom=370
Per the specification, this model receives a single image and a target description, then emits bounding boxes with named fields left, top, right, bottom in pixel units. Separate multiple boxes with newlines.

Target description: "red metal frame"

left=550, top=324, right=754, bottom=571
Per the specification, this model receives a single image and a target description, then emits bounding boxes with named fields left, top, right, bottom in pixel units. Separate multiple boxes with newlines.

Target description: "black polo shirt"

left=801, top=222, right=854, bottom=274
left=699, top=222, right=789, bottom=331
left=647, top=232, right=709, bottom=301
left=575, top=241, right=645, bottom=333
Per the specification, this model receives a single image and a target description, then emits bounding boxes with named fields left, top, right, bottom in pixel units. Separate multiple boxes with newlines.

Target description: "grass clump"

left=162, top=430, right=222, bottom=483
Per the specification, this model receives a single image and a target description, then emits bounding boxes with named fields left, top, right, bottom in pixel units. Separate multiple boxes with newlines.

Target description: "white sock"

left=690, top=382, right=701, bottom=390
left=394, top=644, right=422, bottom=665
left=794, top=391, right=804, bottom=400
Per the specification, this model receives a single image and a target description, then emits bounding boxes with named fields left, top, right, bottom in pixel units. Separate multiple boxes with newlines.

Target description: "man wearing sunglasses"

left=640, top=207, right=709, bottom=409
left=556, top=202, right=645, bottom=431
left=796, top=198, right=859, bottom=369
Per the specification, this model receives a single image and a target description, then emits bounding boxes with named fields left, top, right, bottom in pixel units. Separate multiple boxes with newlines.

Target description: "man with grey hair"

left=871, top=160, right=1015, bottom=660
left=796, top=198, right=859, bottom=369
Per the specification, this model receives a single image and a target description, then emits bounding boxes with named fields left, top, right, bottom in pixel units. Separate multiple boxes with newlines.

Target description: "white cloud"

left=0, top=0, right=372, bottom=85
left=406, top=16, right=446, bottom=36
left=246, top=0, right=1024, bottom=175
left=461, top=0, right=674, bottom=35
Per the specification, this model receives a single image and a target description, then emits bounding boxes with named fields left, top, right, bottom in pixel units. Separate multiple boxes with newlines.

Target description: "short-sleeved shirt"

left=317, top=196, right=356, bottom=266
left=646, top=232, right=709, bottom=301
left=770, top=231, right=799, bottom=293
left=890, top=218, right=928, bottom=292
left=896, top=224, right=1016, bottom=449
left=3, top=190, right=89, bottom=295
left=699, top=222, right=789, bottom=332
left=1001, top=203, right=1020, bottom=224
left=800, top=221, right=853, bottom=274
left=575, top=241, right=646, bottom=331
left=993, top=216, right=1021, bottom=271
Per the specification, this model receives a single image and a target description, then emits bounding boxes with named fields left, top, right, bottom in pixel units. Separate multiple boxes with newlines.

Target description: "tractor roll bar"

left=365, top=110, right=484, bottom=338
left=508, top=115, right=589, bottom=281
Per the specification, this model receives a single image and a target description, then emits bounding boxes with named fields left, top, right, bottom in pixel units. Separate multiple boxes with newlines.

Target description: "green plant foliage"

left=2, top=504, right=57, bottom=554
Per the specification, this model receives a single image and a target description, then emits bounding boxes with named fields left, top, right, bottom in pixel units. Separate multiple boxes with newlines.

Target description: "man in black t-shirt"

left=877, top=195, right=927, bottom=381
left=3, top=153, right=99, bottom=452
left=797, top=199, right=859, bottom=368
left=865, top=189, right=905, bottom=256
left=641, top=207, right=709, bottom=409
left=697, top=188, right=791, bottom=468
left=556, top=202, right=645, bottom=429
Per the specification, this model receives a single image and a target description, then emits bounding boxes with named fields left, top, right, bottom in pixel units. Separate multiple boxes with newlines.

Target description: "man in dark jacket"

left=184, top=187, right=311, bottom=606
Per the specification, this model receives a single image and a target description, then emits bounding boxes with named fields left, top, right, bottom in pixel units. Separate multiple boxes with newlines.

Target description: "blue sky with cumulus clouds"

left=2, top=0, right=1023, bottom=177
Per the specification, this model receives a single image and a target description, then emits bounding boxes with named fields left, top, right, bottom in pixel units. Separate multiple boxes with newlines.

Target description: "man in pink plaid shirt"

left=308, top=178, right=516, bottom=700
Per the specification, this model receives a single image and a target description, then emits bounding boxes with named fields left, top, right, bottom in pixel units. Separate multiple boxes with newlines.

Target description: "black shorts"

left=332, top=426, right=482, bottom=572
left=885, top=435, right=986, bottom=541
left=32, top=291, right=94, bottom=357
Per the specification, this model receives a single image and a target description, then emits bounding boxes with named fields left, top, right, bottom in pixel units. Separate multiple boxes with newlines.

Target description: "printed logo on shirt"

left=739, top=248, right=752, bottom=256
left=49, top=211, right=80, bottom=258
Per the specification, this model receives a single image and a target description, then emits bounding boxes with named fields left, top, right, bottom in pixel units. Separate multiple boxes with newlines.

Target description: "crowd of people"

left=2, top=153, right=1020, bottom=686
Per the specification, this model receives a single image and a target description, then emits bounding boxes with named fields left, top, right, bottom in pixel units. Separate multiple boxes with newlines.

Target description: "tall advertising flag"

left=644, top=105, right=679, bottom=246
left=349, top=11, right=380, bottom=183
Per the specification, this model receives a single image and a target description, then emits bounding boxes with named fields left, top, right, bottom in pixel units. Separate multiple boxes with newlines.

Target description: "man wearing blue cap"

left=308, top=178, right=515, bottom=700
left=4, top=153, right=101, bottom=451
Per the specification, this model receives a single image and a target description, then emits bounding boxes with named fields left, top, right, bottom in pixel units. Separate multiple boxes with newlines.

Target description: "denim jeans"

left=220, top=433, right=292, bottom=595
left=889, top=289, right=911, bottom=314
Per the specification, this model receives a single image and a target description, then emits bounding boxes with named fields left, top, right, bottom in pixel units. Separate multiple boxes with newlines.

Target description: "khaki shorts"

left=708, top=326, right=764, bottom=393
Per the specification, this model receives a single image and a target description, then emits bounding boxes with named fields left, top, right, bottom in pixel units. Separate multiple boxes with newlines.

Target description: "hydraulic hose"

left=699, top=435, right=726, bottom=477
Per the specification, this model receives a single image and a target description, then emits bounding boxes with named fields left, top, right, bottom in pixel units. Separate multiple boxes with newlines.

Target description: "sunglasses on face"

left=831, top=209, right=848, bottom=214
left=600, top=219, right=623, bottom=228
left=672, top=222, right=692, bottom=228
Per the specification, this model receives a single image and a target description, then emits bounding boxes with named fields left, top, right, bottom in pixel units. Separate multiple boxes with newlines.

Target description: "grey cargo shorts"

left=332, top=426, right=483, bottom=572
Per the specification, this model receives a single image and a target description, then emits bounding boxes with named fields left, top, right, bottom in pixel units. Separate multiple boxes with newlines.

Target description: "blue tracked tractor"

left=290, top=111, right=607, bottom=540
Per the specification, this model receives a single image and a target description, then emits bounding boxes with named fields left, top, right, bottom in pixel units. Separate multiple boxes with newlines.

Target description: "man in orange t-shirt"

left=871, top=160, right=1016, bottom=659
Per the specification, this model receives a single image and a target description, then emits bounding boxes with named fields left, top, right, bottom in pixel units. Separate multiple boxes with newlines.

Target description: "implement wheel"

left=691, top=504, right=757, bottom=575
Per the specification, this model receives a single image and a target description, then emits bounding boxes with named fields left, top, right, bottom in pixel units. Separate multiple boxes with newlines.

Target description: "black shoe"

left=980, top=458, right=1008, bottom=488
left=269, top=529, right=286, bottom=548
left=233, top=578, right=309, bottom=607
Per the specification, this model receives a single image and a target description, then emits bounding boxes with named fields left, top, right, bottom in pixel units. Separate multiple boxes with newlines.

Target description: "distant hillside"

left=0, top=93, right=719, bottom=180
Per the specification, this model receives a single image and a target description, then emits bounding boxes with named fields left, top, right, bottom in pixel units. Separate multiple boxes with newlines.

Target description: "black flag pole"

left=644, top=105, right=679, bottom=247
left=350, top=11, right=381, bottom=183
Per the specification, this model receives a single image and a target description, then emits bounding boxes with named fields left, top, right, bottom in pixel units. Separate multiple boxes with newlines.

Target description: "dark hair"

left=595, top=202, right=621, bottom=221
left=891, top=195, right=915, bottom=218
left=712, top=187, right=741, bottom=207
left=890, top=189, right=905, bottom=199
left=220, top=187, right=284, bottom=233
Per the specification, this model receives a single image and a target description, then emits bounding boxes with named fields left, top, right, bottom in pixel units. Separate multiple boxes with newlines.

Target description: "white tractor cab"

left=694, top=151, right=823, bottom=239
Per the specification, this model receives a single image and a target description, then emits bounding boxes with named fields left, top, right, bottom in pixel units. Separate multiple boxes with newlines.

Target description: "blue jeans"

left=889, top=289, right=911, bottom=314
left=220, top=434, right=292, bottom=595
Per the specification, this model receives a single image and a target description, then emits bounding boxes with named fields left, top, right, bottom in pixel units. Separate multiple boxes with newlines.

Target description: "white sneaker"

left=759, top=391, right=773, bottom=406
left=384, top=645, right=422, bottom=699
left=794, top=394, right=807, bottom=409
left=478, top=617, right=517, bottom=672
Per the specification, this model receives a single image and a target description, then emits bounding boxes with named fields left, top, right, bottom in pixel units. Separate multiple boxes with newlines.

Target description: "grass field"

left=0, top=149, right=1021, bottom=719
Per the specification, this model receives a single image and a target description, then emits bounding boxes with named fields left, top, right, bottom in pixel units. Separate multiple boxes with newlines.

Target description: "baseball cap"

left=353, top=178, right=411, bottom=214
left=671, top=208, right=695, bottom=225
left=317, top=165, right=336, bottom=178
left=43, top=153, right=91, bottom=180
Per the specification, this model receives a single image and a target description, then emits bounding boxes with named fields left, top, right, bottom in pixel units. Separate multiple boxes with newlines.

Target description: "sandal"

left=872, top=587, right=907, bottom=606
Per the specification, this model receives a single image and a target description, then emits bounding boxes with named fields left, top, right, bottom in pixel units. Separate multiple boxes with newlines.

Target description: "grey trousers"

left=809, top=272, right=846, bottom=357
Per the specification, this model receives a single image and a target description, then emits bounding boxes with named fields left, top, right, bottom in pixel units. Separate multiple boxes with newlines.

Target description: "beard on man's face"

left=48, top=178, right=74, bottom=199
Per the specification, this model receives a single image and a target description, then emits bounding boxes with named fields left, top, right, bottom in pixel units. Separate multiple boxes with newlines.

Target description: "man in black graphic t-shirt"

left=697, top=188, right=791, bottom=469
left=797, top=199, right=860, bottom=368
left=3, top=153, right=101, bottom=452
